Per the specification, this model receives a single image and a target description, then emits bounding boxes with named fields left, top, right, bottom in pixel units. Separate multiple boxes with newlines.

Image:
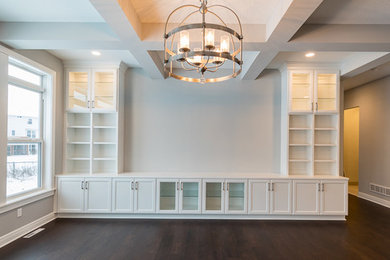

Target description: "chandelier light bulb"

left=205, top=29, right=215, bottom=50
left=192, top=48, right=202, bottom=66
left=220, top=35, right=229, bottom=54
left=179, top=30, right=190, bottom=52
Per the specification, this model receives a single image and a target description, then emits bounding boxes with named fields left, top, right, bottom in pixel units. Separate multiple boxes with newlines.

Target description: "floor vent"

left=23, top=228, right=45, bottom=239
left=370, top=183, right=390, bottom=197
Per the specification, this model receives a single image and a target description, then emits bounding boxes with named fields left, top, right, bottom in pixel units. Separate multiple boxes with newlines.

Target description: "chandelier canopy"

left=163, top=0, right=243, bottom=84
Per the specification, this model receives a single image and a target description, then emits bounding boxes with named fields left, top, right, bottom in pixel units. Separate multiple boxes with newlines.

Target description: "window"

left=7, top=66, right=43, bottom=197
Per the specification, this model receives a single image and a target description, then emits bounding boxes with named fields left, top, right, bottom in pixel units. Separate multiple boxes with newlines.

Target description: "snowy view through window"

left=7, top=85, right=41, bottom=196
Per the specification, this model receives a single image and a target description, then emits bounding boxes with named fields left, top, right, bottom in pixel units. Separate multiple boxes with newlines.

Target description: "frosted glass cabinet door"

left=67, top=71, right=90, bottom=110
left=93, top=70, right=117, bottom=111
left=289, top=71, right=313, bottom=113
left=134, top=179, right=156, bottom=213
left=157, top=179, right=178, bottom=213
left=179, top=180, right=201, bottom=213
left=315, top=72, right=338, bottom=112
left=202, top=180, right=224, bottom=214
left=225, top=180, right=247, bottom=214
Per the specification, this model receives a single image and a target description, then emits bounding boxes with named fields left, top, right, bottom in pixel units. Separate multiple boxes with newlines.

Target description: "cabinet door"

left=248, top=180, right=269, bottom=214
left=57, top=178, right=85, bottom=213
left=289, top=70, right=313, bottom=113
left=314, top=71, right=338, bottom=113
left=293, top=180, right=320, bottom=215
left=92, top=70, right=117, bottom=111
left=157, top=179, right=179, bottom=213
left=270, top=181, right=292, bottom=214
left=321, top=181, right=348, bottom=215
left=134, top=179, right=156, bottom=213
left=202, top=179, right=225, bottom=214
left=112, top=178, right=133, bottom=213
left=85, top=178, right=112, bottom=213
left=225, top=179, right=247, bottom=214
left=67, top=70, right=90, bottom=111
left=179, top=179, right=201, bottom=214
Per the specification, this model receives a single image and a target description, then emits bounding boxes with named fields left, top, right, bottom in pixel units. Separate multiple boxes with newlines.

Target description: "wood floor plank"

left=0, top=195, right=389, bottom=260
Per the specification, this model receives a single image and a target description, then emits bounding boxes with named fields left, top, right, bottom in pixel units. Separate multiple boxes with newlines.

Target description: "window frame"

left=6, top=62, right=45, bottom=198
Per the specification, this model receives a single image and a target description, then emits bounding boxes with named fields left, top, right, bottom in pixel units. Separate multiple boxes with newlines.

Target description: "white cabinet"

left=293, top=180, right=320, bottom=215
left=134, top=179, right=156, bottom=213
left=293, top=180, right=348, bottom=215
left=84, top=178, right=112, bottom=213
left=112, top=179, right=133, bottom=213
left=112, top=178, right=156, bottom=213
left=270, top=180, right=292, bottom=214
left=58, top=177, right=85, bottom=213
left=248, top=180, right=269, bottom=214
left=157, top=179, right=202, bottom=214
left=202, top=179, right=247, bottom=214
left=289, top=70, right=339, bottom=113
left=57, top=177, right=112, bottom=213
left=321, top=181, right=348, bottom=215
left=66, top=69, right=117, bottom=112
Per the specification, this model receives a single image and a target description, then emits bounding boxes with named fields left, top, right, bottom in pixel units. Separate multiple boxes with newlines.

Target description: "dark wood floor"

left=1, top=195, right=389, bottom=260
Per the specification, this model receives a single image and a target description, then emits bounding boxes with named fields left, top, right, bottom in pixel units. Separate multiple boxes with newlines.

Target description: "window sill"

left=0, top=189, right=55, bottom=214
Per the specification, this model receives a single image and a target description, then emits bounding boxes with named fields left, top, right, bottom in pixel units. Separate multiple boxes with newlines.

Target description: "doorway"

left=343, top=107, right=360, bottom=196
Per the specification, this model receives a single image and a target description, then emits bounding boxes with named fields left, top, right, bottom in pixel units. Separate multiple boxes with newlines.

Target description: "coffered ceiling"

left=0, top=0, right=389, bottom=89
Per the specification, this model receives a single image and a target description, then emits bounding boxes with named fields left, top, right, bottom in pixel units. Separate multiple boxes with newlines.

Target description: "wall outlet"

left=17, top=208, right=22, bottom=218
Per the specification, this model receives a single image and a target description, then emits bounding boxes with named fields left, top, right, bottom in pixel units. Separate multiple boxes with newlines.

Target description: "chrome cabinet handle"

left=92, top=100, right=95, bottom=108
left=222, top=183, right=224, bottom=191
left=181, top=182, right=183, bottom=190
left=312, top=102, right=314, bottom=112
left=81, top=181, right=84, bottom=190
left=227, top=183, right=230, bottom=191
left=131, top=181, right=134, bottom=190
left=316, top=102, right=318, bottom=111
left=267, top=182, right=270, bottom=191
left=177, top=182, right=180, bottom=191
left=318, top=183, right=321, bottom=192
left=136, top=182, right=139, bottom=190
left=322, top=183, right=325, bottom=192
left=85, top=181, right=88, bottom=190
left=272, top=183, right=275, bottom=191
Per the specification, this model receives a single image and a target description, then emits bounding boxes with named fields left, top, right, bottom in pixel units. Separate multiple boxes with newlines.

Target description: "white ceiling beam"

left=341, top=53, right=390, bottom=78
left=0, top=22, right=125, bottom=49
left=242, top=0, right=324, bottom=80
left=89, top=0, right=164, bottom=79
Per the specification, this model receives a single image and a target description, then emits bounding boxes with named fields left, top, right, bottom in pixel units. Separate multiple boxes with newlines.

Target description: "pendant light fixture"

left=163, top=0, right=243, bottom=84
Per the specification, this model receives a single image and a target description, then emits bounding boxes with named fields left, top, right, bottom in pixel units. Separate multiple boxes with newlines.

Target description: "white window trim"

left=0, top=45, right=56, bottom=207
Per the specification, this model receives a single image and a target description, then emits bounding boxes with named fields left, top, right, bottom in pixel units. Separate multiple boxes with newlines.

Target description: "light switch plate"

left=17, top=208, right=22, bottom=218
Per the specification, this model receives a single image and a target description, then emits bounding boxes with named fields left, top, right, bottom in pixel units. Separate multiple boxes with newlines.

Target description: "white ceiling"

left=48, top=50, right=140, bottom=68
left=0, top=0, right=104, bottom=22
left=129, top=0, right=283, bottom=24
left=267, top=52, right=358, bottom=69
left=307, top=0, right=390, bottom=24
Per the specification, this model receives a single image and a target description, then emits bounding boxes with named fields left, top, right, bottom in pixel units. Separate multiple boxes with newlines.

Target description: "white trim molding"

left=0, top=212, right=56, bottom=248
left=358, top=192, right=390, bottom=209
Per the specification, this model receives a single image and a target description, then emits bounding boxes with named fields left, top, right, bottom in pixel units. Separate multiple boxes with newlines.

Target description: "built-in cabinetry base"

left=56, top=174, right=348, bottom=219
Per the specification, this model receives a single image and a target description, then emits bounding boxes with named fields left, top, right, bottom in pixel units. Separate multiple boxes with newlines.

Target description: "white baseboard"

left=0, top=212, right=56, bottom=248
left=57, top=213, right=346, bottom=221
left=358, top=192, right=390, bottom=208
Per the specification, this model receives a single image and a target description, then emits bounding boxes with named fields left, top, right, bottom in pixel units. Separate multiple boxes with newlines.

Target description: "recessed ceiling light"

left=305, top=52, right=315, bottom=58
left=91, top=51, right=101, bottom=56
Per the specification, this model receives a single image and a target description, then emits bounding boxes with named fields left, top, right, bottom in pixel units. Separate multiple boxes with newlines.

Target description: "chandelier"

left=163, top=0, right=243, bottom=84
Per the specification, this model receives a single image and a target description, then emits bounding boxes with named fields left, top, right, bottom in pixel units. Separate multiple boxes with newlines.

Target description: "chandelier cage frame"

left=163, top=0, right=243, bottom=83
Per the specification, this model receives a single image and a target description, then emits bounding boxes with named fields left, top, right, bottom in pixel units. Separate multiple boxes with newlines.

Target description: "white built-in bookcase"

left=64, top=63, right=126, bottom=175
left=281, top=65, right=340, bottom=177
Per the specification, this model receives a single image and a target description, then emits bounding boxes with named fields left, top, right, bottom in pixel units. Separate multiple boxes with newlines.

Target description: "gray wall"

left=0, top=197, right=53, bottom=237
left=124, top=69, right=281, bottom=173
left=0, top=50, right=63, bottom=238
left=344, top=76, right=390, bottom=201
